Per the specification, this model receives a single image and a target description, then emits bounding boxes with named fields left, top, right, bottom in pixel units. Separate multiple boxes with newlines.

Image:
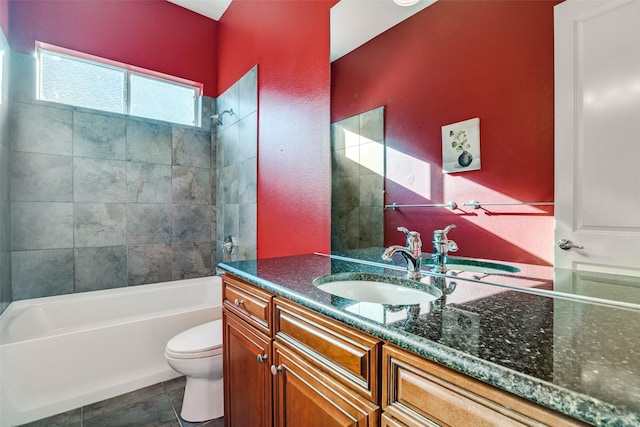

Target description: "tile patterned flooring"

left=22, top=377, right=223, bottom=427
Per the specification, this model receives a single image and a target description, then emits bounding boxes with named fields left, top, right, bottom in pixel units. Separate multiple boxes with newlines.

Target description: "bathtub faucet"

left=431, top=224, right=458, bottom=274
left=382, top=227, right=422, bottom=280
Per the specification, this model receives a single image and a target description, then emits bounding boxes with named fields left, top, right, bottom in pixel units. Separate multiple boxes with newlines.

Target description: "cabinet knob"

left=234, top=299, right=245, bottom=307
left=257, top=354, right=268, bottom=363
left=270, top=365, right=282, bottom=376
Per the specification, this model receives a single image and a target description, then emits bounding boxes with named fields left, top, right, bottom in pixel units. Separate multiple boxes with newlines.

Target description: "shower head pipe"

left=211, top=109, right=234, bottom=126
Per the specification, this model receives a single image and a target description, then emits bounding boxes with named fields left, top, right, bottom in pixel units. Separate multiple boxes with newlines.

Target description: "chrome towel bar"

left=385, top=201, right=458, bottom=210
left=463, top=200, right=554, bottom=209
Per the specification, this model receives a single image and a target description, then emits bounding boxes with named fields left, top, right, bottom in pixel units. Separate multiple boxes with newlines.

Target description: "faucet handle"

left=448, top=240, right=458, bottom=253
left=442, top=224, right=457, bottom=235
left=397, top=227, right=421, bottom=253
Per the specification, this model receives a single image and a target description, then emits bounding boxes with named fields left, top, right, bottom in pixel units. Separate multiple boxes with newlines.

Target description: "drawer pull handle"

left=234, top=299, right=245, bottom=307
left=257, top=354, right=268, bottom=363
left=270, top=365, right=282, bottom=376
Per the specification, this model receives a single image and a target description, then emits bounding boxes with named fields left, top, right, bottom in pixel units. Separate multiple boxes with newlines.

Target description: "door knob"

left=257, top=354, right=268, bottom=363
left=558, top=239, right=584, bottom=250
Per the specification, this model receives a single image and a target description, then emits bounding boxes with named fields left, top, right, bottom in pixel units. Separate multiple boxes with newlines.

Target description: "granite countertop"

left=218, top=251, right=640, bottom=426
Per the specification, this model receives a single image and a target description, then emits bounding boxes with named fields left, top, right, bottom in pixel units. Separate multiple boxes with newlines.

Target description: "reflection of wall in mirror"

left=331, top=0, right=560, bottom=266
left=331, top=107, right=384, bottom=250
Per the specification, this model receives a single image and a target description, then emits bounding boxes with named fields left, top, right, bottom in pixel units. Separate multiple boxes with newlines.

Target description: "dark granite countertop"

left=218, top=251, right=640, bottom=426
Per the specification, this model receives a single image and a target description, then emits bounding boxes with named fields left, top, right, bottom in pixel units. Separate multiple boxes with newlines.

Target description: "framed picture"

left=442, top=117, right=481, bottom=173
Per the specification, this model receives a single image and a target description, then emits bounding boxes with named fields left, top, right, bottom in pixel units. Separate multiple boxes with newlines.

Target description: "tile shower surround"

left=4, top=52, right=257, bottom=301
left=0, top=32, right=11, bottom=314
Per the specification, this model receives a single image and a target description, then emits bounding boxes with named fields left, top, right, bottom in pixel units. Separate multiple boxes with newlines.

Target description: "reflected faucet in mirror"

left=431, top=224, right=458, bottom=274
left=382, top=227, right=422, bottom=280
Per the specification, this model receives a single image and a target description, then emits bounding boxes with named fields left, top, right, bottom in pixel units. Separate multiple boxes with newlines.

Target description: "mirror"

left=329, top=0, right=558, bottom=269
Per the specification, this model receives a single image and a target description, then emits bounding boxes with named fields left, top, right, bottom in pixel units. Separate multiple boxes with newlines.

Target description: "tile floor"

left=21, top=377, right=224, bottom=427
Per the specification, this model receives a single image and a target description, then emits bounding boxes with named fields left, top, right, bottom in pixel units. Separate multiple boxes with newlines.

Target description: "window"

left=37, top=43, right=202, bottom=127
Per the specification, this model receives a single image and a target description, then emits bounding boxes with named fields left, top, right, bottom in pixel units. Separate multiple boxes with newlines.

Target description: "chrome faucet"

left=431, top=224, right=458, bottom=274
left=382, top=227, right=422, bottom=280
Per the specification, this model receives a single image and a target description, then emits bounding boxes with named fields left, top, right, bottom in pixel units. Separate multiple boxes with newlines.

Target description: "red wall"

left=0, top=0, right=8, bottom=39
left=332, top=0, right=560, bottom=266
left=218, top=0, right=333, bottom=258
left=9, top=0, right=217, bottom=96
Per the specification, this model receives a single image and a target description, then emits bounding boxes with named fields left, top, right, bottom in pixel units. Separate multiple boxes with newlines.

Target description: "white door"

left=554, top=0, right=640, bottom=273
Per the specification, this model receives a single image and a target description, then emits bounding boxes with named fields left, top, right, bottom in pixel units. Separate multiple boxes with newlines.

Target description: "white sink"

left=313, top=273, right=442, bottom=305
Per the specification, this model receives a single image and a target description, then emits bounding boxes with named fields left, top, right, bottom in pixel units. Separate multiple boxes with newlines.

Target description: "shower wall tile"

left=172, top=128, right=211, bottom=168
left=9, top=52, right=37, bottom=104
left=219, top=122, right=239, bottom=167
left=127, top=204, right=171, bottom=244
left=360, top=174, right=384, bottom=207
left=126, top=120, right=172, bottom=165
left=238, top=158, right=257, bottom=205
left=127, top=162, right=172, bottom=203
left=128, top=244, right=173, bottom=286
left=238, top=66, right=258, bottom=120
left=9, top=51, right=221, bottom=299
left=12, top=249, right=74, bottom=299
left=172, top=241, right=211, bottom=280
left=238, top=203, right=257, bottom=260
left=11, top=202, right=74, bottom=250
left=11, top=102, right=73, bottom=155
left=1, top=40, right=10, bottom=312
left=215, top=66, right=257, bottom=264
left=73, top=111, right=126, bottom=160
left=172, top=166, right=212, bottom=205
left=200, top=96, right=213, bottom=134
left=11, top=152, right=72, bottom=202
left=360, top=107, right=384, bottom=142
left=215, top=83, right=239, bottom=131
left=236, top=111, right=258, bottom=161
left=172, top=204, right=210, bottom=242
left=360, top=206, right=384, bottom=247
left=74, top=203, right=126, bottom=247
left=74, top=157, right=126, bottom=203
left=75, top=246, right=127, bottom=292
left=331, top=107, right=384, bottom=251
left=222, top=203, right=239, bottom=243
left=331, top=116, right=359, bottom=152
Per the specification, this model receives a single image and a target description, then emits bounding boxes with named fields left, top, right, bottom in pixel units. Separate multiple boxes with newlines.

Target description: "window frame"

left=36, top=42, right=203, bottom=126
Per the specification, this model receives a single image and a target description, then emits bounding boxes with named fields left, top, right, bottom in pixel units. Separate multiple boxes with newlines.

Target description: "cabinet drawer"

left=274, top=297, right=381, bottom=403
left=382, top=344, right=587, bottom=427
left=223, top=274, right=273, bottom=335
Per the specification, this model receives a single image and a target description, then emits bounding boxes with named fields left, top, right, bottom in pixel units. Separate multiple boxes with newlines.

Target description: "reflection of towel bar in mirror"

left=463, top=200, right=554, bottom=209
left=385, top=202, right=458, bottom=210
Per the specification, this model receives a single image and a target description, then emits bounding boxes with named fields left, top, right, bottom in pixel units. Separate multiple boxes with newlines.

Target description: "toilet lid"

left=166, top=320, right=222, bottom=357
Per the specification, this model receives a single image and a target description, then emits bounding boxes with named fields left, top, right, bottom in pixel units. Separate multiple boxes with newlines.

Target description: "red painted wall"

left=8, top=0, right=217, bottom=96
left=218, top=1, right=333, bottom=258
left=332, top=0, right=561, bottom=266
left=0, top=0, right=8, bottom=39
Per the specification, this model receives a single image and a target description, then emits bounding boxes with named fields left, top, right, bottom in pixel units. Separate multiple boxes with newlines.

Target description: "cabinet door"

left=272, top=341, right=379, bottom=427
left=223, top=310, right=272, bottom=427
left=382, top=344, right=587, bottom=427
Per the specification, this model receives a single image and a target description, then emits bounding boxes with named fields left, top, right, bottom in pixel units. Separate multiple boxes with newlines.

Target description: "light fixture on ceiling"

left=394, top=0, right=420, bottom=6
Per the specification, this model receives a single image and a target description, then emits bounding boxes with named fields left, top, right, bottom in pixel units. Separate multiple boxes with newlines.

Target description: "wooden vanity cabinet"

left=223, top=275, right=274, bottom=427
left=272, top=340, right=379, bottom=427
left=382, top=344, right=588, bottom=427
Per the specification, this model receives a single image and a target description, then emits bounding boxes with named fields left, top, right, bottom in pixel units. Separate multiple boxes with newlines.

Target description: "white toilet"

left=165, top=319, right=224, bottom=422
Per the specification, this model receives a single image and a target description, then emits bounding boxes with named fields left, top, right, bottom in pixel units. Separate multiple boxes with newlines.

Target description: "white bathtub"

left=0, top=276, right=222, bottom=427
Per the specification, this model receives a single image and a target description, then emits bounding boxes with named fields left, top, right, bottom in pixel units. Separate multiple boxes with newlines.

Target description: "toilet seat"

left=165, top=320, right=223, bottom=359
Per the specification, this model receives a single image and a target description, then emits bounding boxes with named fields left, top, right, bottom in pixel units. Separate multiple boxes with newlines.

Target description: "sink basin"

left=422, top=258, right=521, bottom=274
left=313, top=273, right=442, bottom=305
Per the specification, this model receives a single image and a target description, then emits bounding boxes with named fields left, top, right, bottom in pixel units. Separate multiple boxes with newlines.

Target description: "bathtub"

left=0, top=276, right=222, bottom=427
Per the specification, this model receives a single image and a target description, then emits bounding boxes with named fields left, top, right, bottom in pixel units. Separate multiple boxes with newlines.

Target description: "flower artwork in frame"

left=442, top=117, right=481, bottom=173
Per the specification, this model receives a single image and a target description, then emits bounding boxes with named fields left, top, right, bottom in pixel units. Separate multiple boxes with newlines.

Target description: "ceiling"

left=167, top=0, right=436, bottom=62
